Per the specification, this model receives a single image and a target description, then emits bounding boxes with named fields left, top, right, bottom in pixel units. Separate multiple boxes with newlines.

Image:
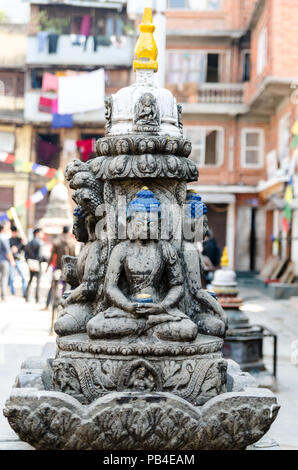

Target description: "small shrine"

left=3, top=8, right=279, bottom=450
left=212, top=248, right=277, bottom=379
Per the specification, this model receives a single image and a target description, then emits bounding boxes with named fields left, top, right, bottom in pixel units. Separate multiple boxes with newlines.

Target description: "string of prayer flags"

left=0, top=173, right=62, bottom=223
left=0, top=151, right=59, bottom=178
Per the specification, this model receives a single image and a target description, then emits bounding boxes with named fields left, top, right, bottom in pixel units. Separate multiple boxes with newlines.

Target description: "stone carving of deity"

left=133, top=93, right=160, bottom=132
left=181, top=190, right=227, bottom=338
left=86, top=188, right=197, bottom=342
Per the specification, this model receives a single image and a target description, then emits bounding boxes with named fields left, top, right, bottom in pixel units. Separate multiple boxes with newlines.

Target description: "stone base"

left=3, top=346, right=280, bottom=450
left=223, top=331, right=266, bottom=373
left=53, top=333, right=226, bottom=406
left=225, top=308, right=250, bottom=329
left=4, top=380, right=279, bottom=450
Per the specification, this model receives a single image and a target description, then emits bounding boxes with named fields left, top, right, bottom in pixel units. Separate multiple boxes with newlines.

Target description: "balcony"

left=26, top=34, right=134, bottom=68
left=0, top=96, right=24, bottom=123
left=167, top=83, right=248, bottom=115
left=244, top=77, right=295, bottom=116
left=24, top=90, right=105, bottom=125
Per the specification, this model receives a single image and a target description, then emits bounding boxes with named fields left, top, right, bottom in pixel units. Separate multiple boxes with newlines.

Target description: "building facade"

left=0, top=0, right=134, bottom=231
left=0, top=5, right=31, bottom=232
left=164, top=0, right=298, bottom=274
left=0, top=0, right=297, bottom=276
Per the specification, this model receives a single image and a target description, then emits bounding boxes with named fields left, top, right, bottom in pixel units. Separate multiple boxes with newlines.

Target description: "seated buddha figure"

left=87, top=188, right=198, bottom=342
left=181, top=190, right=227, bottom=338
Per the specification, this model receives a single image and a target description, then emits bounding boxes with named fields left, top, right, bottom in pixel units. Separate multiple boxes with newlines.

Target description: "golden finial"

left=187, top=189, right=198, bottom=194
left=220, top=246, right=229, bottom=268
left=141, top=186, right=149, bottom=190
left=133, top=7, right=158, bottom=72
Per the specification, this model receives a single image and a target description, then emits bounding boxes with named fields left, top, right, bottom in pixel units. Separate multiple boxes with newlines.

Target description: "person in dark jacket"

left=202, top=229, right=221, bottom=268
left=25, top=228, right=44, bottom=303
left=202, top=229, right=221, bottom=284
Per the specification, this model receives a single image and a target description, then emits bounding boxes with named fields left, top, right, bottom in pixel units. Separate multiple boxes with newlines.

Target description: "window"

left=241, top=129, right=264, bottom=168
left=166, top=51, right=222, bottom=86
left=0, top=72, right=24, bottom=97
left=166, top=51, right=207, bottom=85
left=0, top=132, right=15, bottom=153
left=242, top=51, right=251, bottom=82
left=278, top=114, right=290, bottom=162
left=0, top=132, right=15, bottom=173
left=206, top=54, right=219, bottom=83
left=168, top=0, right=221, bottom=10
left=36, top=133, right=60, bottom=169
left=185, top=126, right=224, bottom=166
left=0, top=187, right=14, bottom=214
left=257, top=28, right=267, bottom=75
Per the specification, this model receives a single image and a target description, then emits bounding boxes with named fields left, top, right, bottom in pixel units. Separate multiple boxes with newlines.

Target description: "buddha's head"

left=126, top=187, right=161, bottom=241
left=183, top=190, right=207, bottom=243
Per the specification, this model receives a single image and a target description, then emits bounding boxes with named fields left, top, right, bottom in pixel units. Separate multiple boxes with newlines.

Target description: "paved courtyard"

left=0, top=279, right=297, bottom=450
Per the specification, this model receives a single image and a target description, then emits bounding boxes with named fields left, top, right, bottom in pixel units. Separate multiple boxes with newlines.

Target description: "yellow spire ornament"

left=133, top=7, right=158, bottom=72
left=220, top=246, right=229, bottom=268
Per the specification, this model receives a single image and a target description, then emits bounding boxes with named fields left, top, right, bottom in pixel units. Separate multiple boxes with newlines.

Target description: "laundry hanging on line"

left=58, top=69, right=105, bottom=114
left=80, top=15, right=91, bottom=37
left=39, top=96, right=54, bottom=113
left=70, top=34, right=86, bottom=46
left=76, top=139, right=95, bottom=162
left=51, top=98, right=58, bottom=114
left=37, top=31, right=49, bottom=53
left=51, top=113, right=74, bottom=129
left=42, top=72, right=59, bottom=92
left=48, top=33, right=59, bottom=54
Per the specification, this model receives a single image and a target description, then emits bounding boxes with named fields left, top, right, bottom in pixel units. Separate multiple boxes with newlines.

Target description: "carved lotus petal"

left=4, top=389, right=280, bottom=450
left=109, top=155, right=129, bottom=174
left=137, top=154, right=157, bottom=173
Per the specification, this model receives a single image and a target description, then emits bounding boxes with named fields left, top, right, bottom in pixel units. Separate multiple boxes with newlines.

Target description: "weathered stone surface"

left=87, top=154, right=198, bottom=181
left=52, top=334, right=227, bottom=406
left=3, top=388, right=279, bottom=450
left=56, top=333, right=224, bottom=356
left=96, top=135, right=192, bottom=157
left=226, top=359, right=257, bottom=392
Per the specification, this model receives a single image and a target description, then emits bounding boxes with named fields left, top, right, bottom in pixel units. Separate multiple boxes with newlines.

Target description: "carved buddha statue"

left=87, top=188, right=198, bottom=342
left=181, top=190, right=227, bottom=338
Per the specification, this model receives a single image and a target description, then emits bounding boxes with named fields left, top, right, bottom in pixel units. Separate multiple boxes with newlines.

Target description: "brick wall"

left=245, top=0, right=298, bottom=105
left=184, top=117, right=267, bottom=186
left=166, top=0, right=257, bottom=31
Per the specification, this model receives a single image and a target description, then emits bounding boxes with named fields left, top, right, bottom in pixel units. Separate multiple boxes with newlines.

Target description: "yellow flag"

left=292, top=120, right=298, bottom=136
left=46, top=178, right=58, bottom=191
left=6, top=208, right=14, bottom=220
left=22, top=161, right=33, bottom=172
left=284, top=184, right=293, bottom=203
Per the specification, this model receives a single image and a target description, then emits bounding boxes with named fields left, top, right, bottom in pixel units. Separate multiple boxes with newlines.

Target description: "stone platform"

left=3, top=358, right=279, bottom=450
left=53, top=334, right=226, bottom=406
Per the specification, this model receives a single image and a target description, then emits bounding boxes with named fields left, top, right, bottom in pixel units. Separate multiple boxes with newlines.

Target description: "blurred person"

left=25, top=228, right=45, bottom=304
left=47, top=226, right=76, bottom=271
left=43, top=226, right=76, bottom=310
left=0, top=221, right=15, bottom=301
left=9, top=226, right=27, bottom=297
left=41, top=252, right=57, bottom=311
left=202, top=228, right=221, bottom=284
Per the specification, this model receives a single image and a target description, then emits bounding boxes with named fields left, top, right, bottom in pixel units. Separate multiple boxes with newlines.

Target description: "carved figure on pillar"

left=87, top=187, right=198, bottom=342
left=182, top=190, right=227, bottom=338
